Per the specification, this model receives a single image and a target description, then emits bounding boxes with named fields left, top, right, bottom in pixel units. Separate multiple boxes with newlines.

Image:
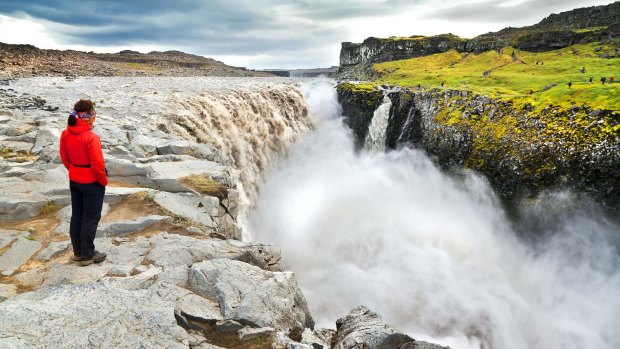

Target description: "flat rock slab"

left=0, top=283, right=190, bottom=349
left=154, top=191, right=218, bottom=229
left=145, top=232, right=281, bottom=271
left=36, top=240, right=71, bottom=261
left=96, top=215, right=172, bottom=237
left=0, top=229, right=20, bottom=250
left=149, top=159, right=221, bottom=180
left=0, top=169, right=69, bottom=220
left=0, top=236, right=42, bottom=276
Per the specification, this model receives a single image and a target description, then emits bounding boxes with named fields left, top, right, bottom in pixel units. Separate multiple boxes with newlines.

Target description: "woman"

left=59, top=99, right=108, bottom=266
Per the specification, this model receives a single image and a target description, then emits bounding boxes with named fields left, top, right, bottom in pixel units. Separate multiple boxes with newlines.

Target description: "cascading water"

left=249, top=80, right=620, bottom=349
left=363, top=95, right=391, bottom=152
left=166, top=84, right=314, bottom=203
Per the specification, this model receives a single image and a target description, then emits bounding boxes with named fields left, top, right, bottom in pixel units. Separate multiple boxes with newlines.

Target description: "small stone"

left=0, top=283, right=17, bottom=301
left=186, top=226, right=203, bottom=235
left=132, top=265, right=149, bottom=274
left=238, top=326, right=276, bottom=341
left=112, top=237, right=130, bottom=244
left=215, top=319, right=244, bottom=333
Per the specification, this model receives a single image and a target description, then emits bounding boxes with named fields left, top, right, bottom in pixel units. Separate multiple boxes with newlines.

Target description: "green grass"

left=373, top=42, right=620, bottom=112
left=41, top=201, right=59, bottom=215
left=338, top=81, right=379, bottom=93
left=180, top=174, right=229, bottom=200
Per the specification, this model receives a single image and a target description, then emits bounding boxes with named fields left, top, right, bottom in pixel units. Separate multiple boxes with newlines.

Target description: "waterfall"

left=363, top=95, right=391, bottom=152
left=249, top=80, right=620, bottom=349
left=164, top=83, right=314, bottom=204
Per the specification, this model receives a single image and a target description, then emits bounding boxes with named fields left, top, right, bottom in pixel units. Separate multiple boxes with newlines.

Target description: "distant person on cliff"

left=59, top=99, right=108, bottom=266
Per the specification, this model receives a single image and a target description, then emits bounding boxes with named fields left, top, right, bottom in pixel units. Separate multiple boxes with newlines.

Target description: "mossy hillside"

left=373, top=42, right=620, bottom=112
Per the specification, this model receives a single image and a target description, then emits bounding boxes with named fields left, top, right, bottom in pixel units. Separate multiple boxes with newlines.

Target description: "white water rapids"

left=249, top=80, right=620, bottom=349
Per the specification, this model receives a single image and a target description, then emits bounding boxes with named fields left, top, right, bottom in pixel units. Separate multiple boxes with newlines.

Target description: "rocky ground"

left=0, top=43, right=272, bottom=78
left=0, top=79, right=447, bottom=349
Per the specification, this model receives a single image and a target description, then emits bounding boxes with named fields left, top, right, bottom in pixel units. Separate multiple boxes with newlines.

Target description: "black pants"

left=69, top=181, right=105, bottom=259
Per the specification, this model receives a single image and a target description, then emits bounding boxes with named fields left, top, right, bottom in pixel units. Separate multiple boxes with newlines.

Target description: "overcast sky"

left=0, top=0, right=615, bottom=69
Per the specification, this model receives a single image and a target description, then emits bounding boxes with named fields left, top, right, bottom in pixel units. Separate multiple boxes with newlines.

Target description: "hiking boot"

left=80, top=251, right=107, bottom=266
left=72, top=254, right=81, bottom=261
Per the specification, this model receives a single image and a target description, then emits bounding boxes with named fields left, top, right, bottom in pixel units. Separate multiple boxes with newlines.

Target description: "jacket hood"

left=67, top=118, right=92, bottom=135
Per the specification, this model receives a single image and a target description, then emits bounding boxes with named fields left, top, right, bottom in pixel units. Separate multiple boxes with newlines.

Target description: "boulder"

left=334, top=306, right=448, bottom=349
left=188, top=258, right=313, bottom=333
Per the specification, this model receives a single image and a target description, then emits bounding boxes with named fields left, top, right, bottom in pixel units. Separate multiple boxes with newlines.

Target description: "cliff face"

left=340, top=34, right=466, bottom=66
left=338, top=2, right=620, bottom=79
left=337, top=85, right=620, bottom=212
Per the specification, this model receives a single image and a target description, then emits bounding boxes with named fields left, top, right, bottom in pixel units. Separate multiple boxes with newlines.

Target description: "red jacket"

left=59, top=118, right=108, bottom=186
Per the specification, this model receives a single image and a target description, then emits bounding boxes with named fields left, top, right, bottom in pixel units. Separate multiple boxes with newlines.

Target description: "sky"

left=0, top=0, right=615, bottom=69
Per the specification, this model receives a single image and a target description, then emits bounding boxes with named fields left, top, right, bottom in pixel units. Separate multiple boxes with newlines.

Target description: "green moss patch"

left=373, top=42, right=620, bottom=113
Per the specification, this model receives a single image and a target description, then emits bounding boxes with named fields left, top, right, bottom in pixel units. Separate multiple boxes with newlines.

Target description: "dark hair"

left=74, top=99, right=94, bottom=113
left=68, top=99, right=94, bottom=126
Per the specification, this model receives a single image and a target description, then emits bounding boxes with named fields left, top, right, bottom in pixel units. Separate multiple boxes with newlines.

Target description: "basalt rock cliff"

left=337, top=84, right=620, bottom=215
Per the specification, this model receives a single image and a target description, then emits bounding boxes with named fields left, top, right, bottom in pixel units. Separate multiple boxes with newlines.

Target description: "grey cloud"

left=0, top=0, right=351, bottom=66
left=0, top=0, right=614, bottom=68
left=427, top=0, right=612, bottom=24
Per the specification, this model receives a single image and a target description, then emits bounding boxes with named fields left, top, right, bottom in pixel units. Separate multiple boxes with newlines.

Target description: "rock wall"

left=337, top=85, right=620, bottom=213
